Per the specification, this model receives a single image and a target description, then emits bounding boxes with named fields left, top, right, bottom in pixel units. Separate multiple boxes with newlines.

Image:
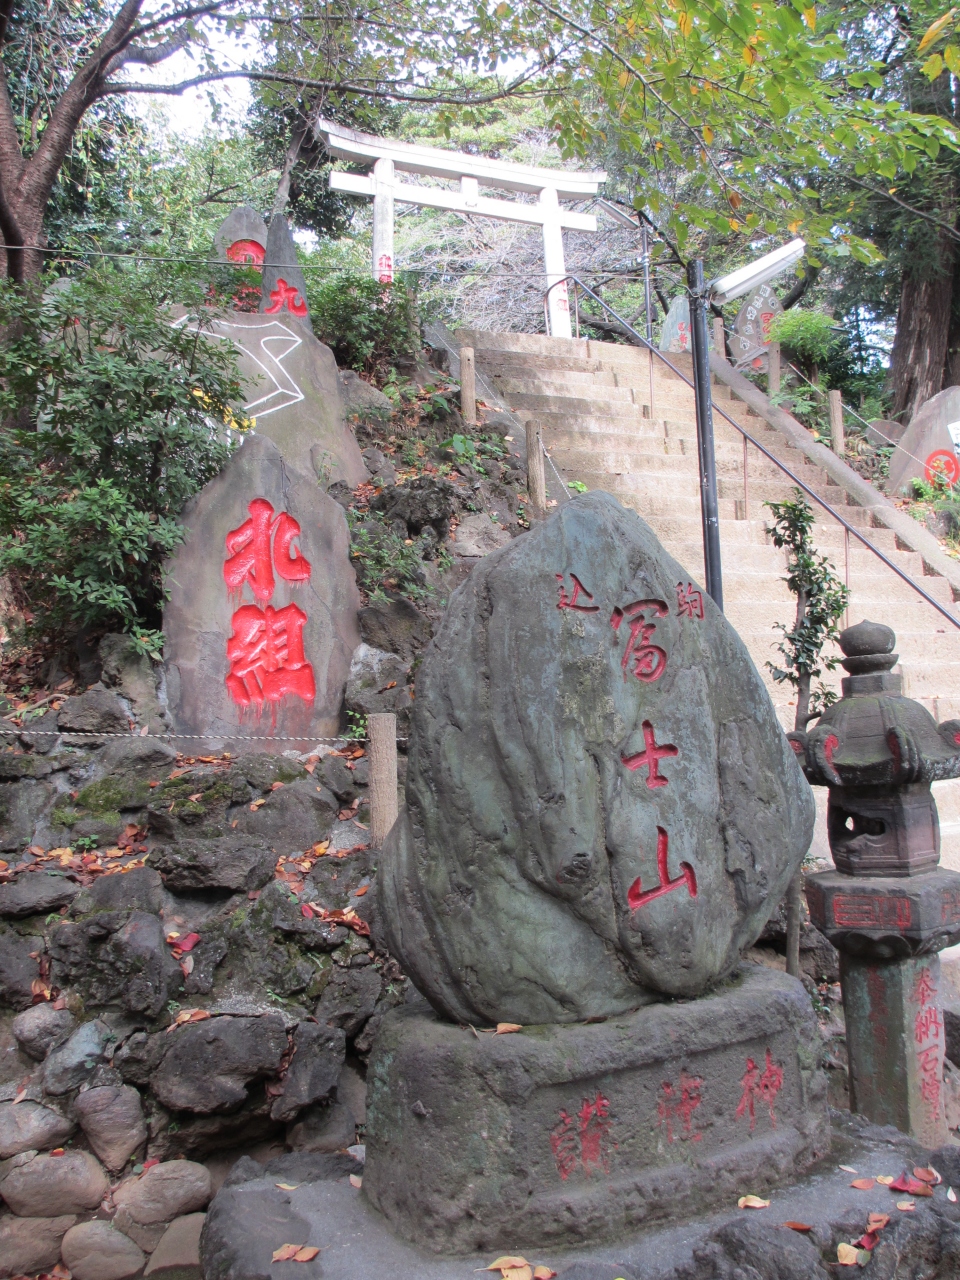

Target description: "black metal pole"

left=640, top=223, right=654, bottom=344
left=687, top=258, right=724, bottom=610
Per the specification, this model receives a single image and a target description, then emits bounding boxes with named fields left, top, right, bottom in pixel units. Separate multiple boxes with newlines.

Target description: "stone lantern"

left=792, top=620, right=960, bottom=1146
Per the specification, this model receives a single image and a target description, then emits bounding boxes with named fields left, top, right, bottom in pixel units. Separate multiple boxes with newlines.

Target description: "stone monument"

left=886, top=385, right=960, bottom=495
left=796, top=620, right=960, bottom=1147
left=364, top=491, right=828, bottom=1252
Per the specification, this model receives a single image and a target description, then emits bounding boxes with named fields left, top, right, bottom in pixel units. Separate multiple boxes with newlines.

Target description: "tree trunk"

left=942, top=232, right=960, bottom=388
left=889, top=225, right=956, bottom=422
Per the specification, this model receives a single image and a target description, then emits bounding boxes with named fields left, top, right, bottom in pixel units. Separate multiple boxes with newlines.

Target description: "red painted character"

left=556, top=573, right=600, bottom=613
left=224, top=499, right=312, bottom=603
left=264, top=277, right=308, bottom=317
left=735, top=1048, right=783, bottom=1131
left=627, top=827, right=696, bottom=911
left=377, top=253, right=394, bottom=284
left=658, top=1070, right=703, bottom=1143
left=225, top=603, right=316, bottom=707
left=676, top=582, right=705, bottom=620
left=550, top=1093, right=613, bottom=1180
left=549, top=1109, right=579, bottom=1181
left=915, top=966, right=937, bottom=1010
left=610, top=599, right=668, bottom=682
left=621, top=721, right=678, bottom=789
left=917, top=1045, right=942, bottom=1106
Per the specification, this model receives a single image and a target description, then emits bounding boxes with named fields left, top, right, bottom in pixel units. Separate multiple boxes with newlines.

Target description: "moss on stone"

left=76, top=775, right=150, bottom=814
left=51, top=806, right=81, bottom=828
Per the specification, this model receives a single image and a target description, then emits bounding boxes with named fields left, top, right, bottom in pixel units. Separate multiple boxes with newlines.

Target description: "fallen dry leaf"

left=275, top=1183, right=299, bottom=1190
left=249, top=798, right=266, bottom=810
left=867, top=1213, right=890, bottom=1231
left=187, top=792, right=202, bottom=803
left=49, top=1148, right=64, bottom=1157
left=484, top=1259, right=529, bottom=1273
left=837, top=1243, right=859, bottom=1266
left=349, top=1174, right=362, bottom=1189
left=876, top=1176, right=895, bottom=1186
left=354, top=885, right=369, bottom=897
left=897, top=1200, right=916, bottom=1212
left=272, top=1245, right=299, bottom=1262
left=853, top=1231, right=879, bottom=1251
left=270, top=781, right=285, bottom=791
left=502, top=1270, right=532, bottom=1280
left=167, top=1008, right=212, bottom=1032
left=180, top=955, right=194, bottom=976
left=851, top=1178, right=876, bottom=1190
left=293, top=1246, right=320, bottom=1261
left=913, top=1166, right=938, bottom=1184
left=949, top=1187, right=957, bottom=1203
left=738, top=1195, right=770, bottom=1209
left=532, top=1269, right=557, bottom=1280
left=495, top=1023, right=523, bottom=1035
left=890, top=1173, right=933, bottom=1197
left=839, top=1165, right=859, bottom=1174
left=782, top=1222, right=813, bottom=1232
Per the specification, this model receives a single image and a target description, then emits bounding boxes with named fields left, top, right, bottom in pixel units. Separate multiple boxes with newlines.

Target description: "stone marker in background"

left=887, top=385, right=960, bottom=494
left=212, top=206, right=268, bottom=264
left=730, top=283, right=782, bottom=372
left=365, top=492, right=826, bottom=1250
left=259, top=213, right=311, bottom=322
left=163, top=434, right=361, bottom=750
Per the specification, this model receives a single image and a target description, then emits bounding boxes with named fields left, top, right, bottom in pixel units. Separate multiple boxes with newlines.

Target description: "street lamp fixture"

left=708, top=238, right=806, bottom=306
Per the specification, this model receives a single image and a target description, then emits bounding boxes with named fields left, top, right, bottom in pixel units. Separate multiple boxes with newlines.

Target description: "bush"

left=308, top=269, right=419, bottom=375
left=768, top=308, right=840, bottom=380
left=0, top=261, right=247, bottom=643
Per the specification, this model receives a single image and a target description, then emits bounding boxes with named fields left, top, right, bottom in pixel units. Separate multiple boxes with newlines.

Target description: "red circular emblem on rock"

left=924, top=449, right=960, bottom=485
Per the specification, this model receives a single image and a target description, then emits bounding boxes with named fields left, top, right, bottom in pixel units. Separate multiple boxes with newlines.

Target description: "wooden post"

left=768, top=341, right=781, bottom=396
left=829, top=389, right=845, bottom=456
left=368, top=713, right=399, bottom=849
left=460, top=347, right=477, bottom=425
left=526, top=419, right=547, bottom=519
left=712, top=316, right=727, bottom=362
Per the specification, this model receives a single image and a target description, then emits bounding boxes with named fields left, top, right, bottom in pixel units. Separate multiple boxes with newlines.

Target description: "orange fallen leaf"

left=503, top=1269, right=532, bottom=1280
left=782, top=1222, right=813, bottom=1232
left=275, top=1183, right=299, bottom=1190
left=897, top=1200, right=916, bottom=1211
left=495, top=1023, right=523, bottom=1035
left=867, top=1213, right=890, bottom=1230
left=913, top=1166, right=937, bottom=1183
left=876, top=1175, right=895, bottom=1185
left=249, top=798, right=266, bottom=810
left=187, top=792, right=203, bottom=802
left=270, top=781, right=286, bottom=791
left=851, top=1178, right=876, bottom=1190
left=349, top=1173, right=362, bottom=1188
left=354, top=885, right=369, bottom=897
left=484, top=1260, right=529, bottom=1273
left=837, top=1242, right=859, bottom=1266
left=294, top=1246, right=320, bottom=1261
left=533, top=1269, right=557, bottom=1280
left=49, top=1148, right=65, bottom=1156
left=272, top=1245, right=300, bottom=1261
left=738, top=1195, right=770, bottom=1209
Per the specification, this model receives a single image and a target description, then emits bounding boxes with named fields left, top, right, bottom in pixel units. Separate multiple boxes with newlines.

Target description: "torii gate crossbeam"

left=315, top=120, right=605, bottom=339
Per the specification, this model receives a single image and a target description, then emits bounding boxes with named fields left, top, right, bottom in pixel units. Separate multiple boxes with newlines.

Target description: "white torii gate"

left=315, top=119, right=605, bottom=339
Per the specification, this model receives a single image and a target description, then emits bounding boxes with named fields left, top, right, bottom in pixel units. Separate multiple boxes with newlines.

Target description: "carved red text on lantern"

left=658, top=1070, right=703, bottom=1143
left=942, top=887, right=960, bottom=926
left=224, top=498, right=311, bottom=603
left=627, top=827, right=696, bottom=911
left=610, top=598, right=668, bottom=682
left=735, top=1048, right=783, bottom=1131
left=556, top=572, right=600, bottom=613
left=621, top=721, right=678, bottom=789
left=676, top=581, right=705, bottom=620
left=914, top=965, right=942, bottom=1110
left=225, top=603, right=316, bottom=707
left=264, top=277, right=308, bottom=317
left=832, top=894, right=912, bottom=930
left=549, top=1093, right=613, bottom=1180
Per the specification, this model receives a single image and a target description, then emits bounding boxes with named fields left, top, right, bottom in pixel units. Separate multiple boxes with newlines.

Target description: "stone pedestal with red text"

left=363, top=965, right=827, bottom=1254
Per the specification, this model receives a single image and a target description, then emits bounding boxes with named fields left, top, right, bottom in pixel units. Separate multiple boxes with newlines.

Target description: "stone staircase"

left=457, top=329, right=960, bottom=867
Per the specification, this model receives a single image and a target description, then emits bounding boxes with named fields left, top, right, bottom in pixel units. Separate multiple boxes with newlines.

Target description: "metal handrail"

left=542, top=275, right=960, bottom=634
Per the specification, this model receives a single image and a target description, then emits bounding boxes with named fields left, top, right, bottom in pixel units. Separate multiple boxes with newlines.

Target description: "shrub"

left=0, top=261, right=247, bottom=642
left=308, top=269, right=419, bottom=375
left=768, top=309, right=840, bottom=381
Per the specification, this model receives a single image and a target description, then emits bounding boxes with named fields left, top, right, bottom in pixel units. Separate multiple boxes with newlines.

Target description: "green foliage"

left=345, top=710, right=368, bottom=741
left=765, top=491, right=849, bottom=730
left=0, top=261, right=247, bottom=640
left=567, top=480, right=589, bottom=494
left=769, top=310, right=840, bottom=373
left=440, top=433, right=478, bottom=464
left=347, top=511, right=435, bottom=603
left=308, top=270, right=419, bottom=375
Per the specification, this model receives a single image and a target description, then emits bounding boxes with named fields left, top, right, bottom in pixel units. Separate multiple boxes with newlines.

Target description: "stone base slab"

left=363, top=964, right=828, bottom=1254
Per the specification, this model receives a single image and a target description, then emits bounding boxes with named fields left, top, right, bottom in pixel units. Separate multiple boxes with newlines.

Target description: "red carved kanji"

left=832, top=895, right=912, bottom=930
left=556, top=573, right=600, bottom=612
left=915, top=1005, right=943, bottom=1044
left=610, top=599, right=668, bottom=682
left=621, top=721, right=678, bottom=789
left=226, top=239, right=265, bottom=266
left=917, top=1044, right=942, bottom=1106
left=550, top=1093, right=613, bottom=1180
left=377, top=253, right=394, bottom=284
left=915, top=966, right=937, bottom=1009
left=658, top=1070, right=703, bottom=1143
left=224, top=499, right=311, bottom=603
left=676, top=582, right=705, bottom=620
left=225, top=603, right=316, bottom=707
left=736, top=1048, right=783, bottom=1131
left=264, top=277, right=308, bottom=316
left=627, top=827, right=697, bottom=911
left=914, top=965, right=942, bottom=1110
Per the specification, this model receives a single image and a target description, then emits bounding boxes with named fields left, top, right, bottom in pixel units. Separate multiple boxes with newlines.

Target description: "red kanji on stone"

left=621, top=721, right=678, bottom=789
left=610, top=598, right=668, bottom=682
left=915, top=966, right=937, bottom=1010
left=264, top=277, right=308, bottom=316
left=556, top=573, right=600, bottom=612
left=377, top=253, right=394, bottom=284
left=224, top=499, right=312, bottom=603
left=917, top=1045, right=942, bottom=1106
left=658, top=1070, right=703, bottom=1143
left=735, top=1048, right=783, bottom=1131
left=915, top=1005, right=943, bottom=1044
left=225, top=603, right=316, bottom=707
left=550, top=1093, right=614, bottom=1180
left=676, top=582, right=704, bottom=620
left=627, top=827, right=697, bottom=911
